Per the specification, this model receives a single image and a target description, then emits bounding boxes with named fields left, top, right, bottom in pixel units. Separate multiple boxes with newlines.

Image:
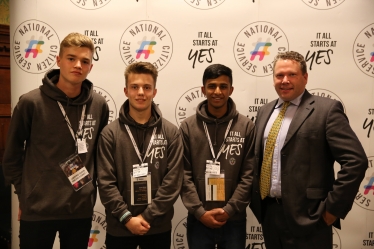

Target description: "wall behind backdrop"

left=9, top=0, right=374, bottom=248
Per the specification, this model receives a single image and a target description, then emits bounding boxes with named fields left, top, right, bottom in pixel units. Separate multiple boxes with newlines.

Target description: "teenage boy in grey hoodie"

left=180, top=64, right=255, bottom=249
left=97, top=62, right=183, bottom=249
left=2, top=33, right=109, bottom=249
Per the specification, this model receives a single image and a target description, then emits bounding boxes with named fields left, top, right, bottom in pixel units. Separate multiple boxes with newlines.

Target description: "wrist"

left=119, top=211, right=132, bottom=224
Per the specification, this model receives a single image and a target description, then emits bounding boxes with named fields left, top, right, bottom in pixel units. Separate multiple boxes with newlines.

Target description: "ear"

left=229, top=86, right=234, bottom=96
left=56, top=55, right=61, bottom=67
left=303, top=73, right=308, bottom=85
left=124, top=87, right=128, bottom=97
left=152, top=88, right=157, bottom=98
left=201, top=86, right=206, bottom=95
left=88, top=64, right=93, bottom=73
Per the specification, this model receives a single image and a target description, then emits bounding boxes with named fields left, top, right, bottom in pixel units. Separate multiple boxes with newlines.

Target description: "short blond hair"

left=59, top=32, right=94, bottom=56
left=124, top=62, right=158, bottom=87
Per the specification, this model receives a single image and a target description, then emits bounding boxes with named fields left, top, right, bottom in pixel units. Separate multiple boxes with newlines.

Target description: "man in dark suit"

left=250, top=51, right=367, bottom=249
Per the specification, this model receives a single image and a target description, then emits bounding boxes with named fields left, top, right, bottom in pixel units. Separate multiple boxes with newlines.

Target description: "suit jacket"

left=250, top=90, right=367, bottom=236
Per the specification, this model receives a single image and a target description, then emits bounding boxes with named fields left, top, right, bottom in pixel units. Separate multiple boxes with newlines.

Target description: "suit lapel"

left=283, top=90, right=315, bottom=147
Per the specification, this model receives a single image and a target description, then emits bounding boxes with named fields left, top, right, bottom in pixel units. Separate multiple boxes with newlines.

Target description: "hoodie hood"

left=118, top=99, right=162, bottom=128
left=40, top=69, right=93, bottom=105
left=196, top=97, right=238, bottom=123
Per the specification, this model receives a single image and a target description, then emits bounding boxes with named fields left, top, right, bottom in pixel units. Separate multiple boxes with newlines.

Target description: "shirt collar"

left=275, top=90, right=305, bottom=109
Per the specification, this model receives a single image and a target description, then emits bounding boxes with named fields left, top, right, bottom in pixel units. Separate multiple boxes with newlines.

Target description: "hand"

left=199, top=209, right=227, bottom=229
left=214, top=208, right=229, bottom=222
left=322, top=210, right=337, bottom=226
left=125, top=215, right=150, bottom=235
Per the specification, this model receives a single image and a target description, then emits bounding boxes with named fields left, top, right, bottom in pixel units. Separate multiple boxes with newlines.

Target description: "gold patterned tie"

left=260, top=101, right=290, bottom=199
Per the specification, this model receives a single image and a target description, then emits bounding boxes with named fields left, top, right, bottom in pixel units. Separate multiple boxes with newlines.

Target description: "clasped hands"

left=125, top=214, right=150, bottom=236
left=199, top=208, right=229, bottom=229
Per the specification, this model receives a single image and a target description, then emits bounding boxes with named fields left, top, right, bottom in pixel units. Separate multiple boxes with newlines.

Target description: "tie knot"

left=282, top=101, right=290, bottom=110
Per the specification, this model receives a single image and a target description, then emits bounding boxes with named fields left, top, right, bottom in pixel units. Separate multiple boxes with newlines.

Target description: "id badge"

left=59, top=153, right=92, bottom=191
left=206, top=160, right=220, bottom=175
left=132, top=163, right=148, bottom=178
left=205, top=171, right=225, bottom=201
left=77, top=138, right=88, bottom=154
left=131, top=172, right=151, bottom=205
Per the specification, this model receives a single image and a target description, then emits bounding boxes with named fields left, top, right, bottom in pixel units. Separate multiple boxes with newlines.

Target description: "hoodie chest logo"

left=145, top=133, right=168, bottom=164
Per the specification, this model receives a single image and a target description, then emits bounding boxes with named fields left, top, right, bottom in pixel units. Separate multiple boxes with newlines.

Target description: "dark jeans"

left=262, top=198, right=332, bottom=249
left=19, top=218, right=92, bottom=249
left=186, top=213, right=246, bottom=249
left=105, top=230, right=171, bottom=249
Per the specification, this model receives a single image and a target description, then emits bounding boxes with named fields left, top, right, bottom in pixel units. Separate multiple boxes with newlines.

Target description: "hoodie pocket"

left=25, top=170, right=94, bottom=215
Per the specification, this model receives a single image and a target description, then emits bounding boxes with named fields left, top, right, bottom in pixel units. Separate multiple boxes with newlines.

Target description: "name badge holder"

left=125, top=125, right=157, bottom=206
left=59, top=153, right=92, bottom=191
left=203, top=120, right=232, bottom=201
left=205, top=170, right=225, bottom=201
left=58, top=102, right=91, bottom=191
left=131, top=172, right=152, bottom=205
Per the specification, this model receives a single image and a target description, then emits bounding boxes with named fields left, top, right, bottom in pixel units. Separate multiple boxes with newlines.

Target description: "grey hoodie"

left=180, top=98, right=255, bottom=221
left=2, top=69, right=109, bottom=221
left=97, top=100, right=184, bottom=236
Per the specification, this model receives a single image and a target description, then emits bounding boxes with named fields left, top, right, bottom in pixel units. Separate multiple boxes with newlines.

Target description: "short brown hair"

left=59, top=32, right=94, bottom=57
left=124, top=62, right=158, bottom=87
left=273, top=51, right=307, bottom=75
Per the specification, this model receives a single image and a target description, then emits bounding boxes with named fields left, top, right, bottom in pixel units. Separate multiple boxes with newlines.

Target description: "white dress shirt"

left=262, top=92, right=304, bottom=198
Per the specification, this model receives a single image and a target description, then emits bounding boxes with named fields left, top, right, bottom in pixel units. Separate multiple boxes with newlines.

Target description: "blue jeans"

left=187, top=213, right=246, bottom=249
left=19, top=218, right=92, bottom=249
left=105, top=230, right=171, bottom=249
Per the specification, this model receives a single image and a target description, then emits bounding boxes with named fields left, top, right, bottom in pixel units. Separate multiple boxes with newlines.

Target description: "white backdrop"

left=9, top=0, right=374, bottom=248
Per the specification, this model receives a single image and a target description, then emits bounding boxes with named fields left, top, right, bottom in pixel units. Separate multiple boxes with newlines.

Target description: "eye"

left=220, top=85, right=228, bottom=89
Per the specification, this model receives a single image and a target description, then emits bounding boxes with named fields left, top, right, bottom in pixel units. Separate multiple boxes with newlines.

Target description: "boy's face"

left=56, top=46, right=93, bottom=86
left=124, top=73, right=157, bottom=114
left=202, top=75, right=233, bottom=112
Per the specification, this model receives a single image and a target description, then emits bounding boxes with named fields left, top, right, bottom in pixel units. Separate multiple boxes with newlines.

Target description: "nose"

left=138, top=86, right=144, bottom=95
left=214, top=86, right=222, bottom=94
left=74, top=60, right=82, bottom=69
left=282, top=76, right=289, bottom=83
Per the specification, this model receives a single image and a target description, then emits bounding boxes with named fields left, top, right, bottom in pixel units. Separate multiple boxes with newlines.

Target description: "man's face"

left=202, top=75, right=233, bottom=112
left=273, top=59, right=308, bottom=102
left=124, top=73, right=157, bottom=113
left=56, top=46, right=93, bottom=86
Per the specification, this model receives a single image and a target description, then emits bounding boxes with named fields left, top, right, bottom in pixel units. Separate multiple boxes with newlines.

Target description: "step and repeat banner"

left=9, top=0, right=374, bottom=248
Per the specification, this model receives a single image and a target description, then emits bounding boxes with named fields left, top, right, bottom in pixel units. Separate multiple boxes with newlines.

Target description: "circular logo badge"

left=13, top=19, right=60, bottom=74
left=184, top=0, right=226, bottom=10
left=70, top=0, right=111, bottom=10
left=309, top=88, right=346, bottom=113
left=355, top=156, right=374, bottom=211
left=93, top=86, right=118, bottom=124
left=173, top=217, right=188, bottom=249
left=301, top=0, right=345, bottom=10
left=352, top=23, right=374, bottom=78
left=175, top=86, right=206, bottom=127
left=89, top=211, right=107, bottom=249
left=233, top=21, right=289, bottom=77
left=119, top=20, right=173, bottom=71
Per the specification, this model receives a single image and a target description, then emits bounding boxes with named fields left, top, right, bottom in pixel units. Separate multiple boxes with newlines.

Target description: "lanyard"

left=57, top=101, right=86, bottom=142
left=203, top=119, right=233, bottom=162
left=125, top=125, right=157, bottom=164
